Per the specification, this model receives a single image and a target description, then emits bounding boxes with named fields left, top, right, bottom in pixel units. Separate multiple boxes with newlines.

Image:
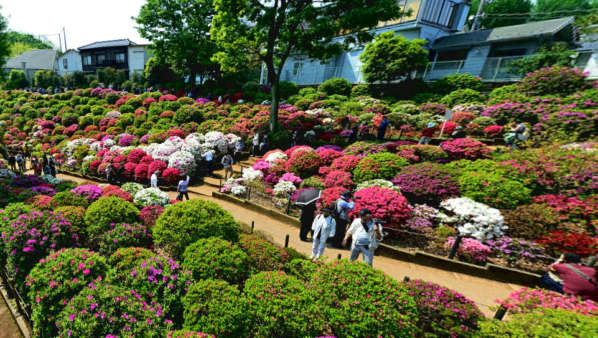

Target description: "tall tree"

left=135, top=0, right=220, bottom=87
left=0, top=8, right=10, bottom=81
left=211, top=0, right=403, bottom=131
left=533, top=0, right=594, bottom=20
left=470, top=0, right=533, bottom=29
left=6, top=31, right=54, bottom=57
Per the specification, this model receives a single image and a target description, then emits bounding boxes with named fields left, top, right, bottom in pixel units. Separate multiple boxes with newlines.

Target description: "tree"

left=5, top=70, right=29, bottom=89
left=96, top=67, right=127, bottom=88
left=7, top=31, right=54, bottom=57
left=0, top=8, right=10, bottom=81
left=63, top=71, right=89, bottom=88
left=511, top=44, right=575, bottom=75
left=360, top=32, right=428, bottom=85
left=135, top=0, right=221, bottom=87
left=143, top=56, right=179, bottom=87
left=533, top=0, right=594, bottom=21
left=211, top=0, right=403, bottom=131
left=470, top=0, right=533, bottom=29
left=33, top=70, right=61, bottom=89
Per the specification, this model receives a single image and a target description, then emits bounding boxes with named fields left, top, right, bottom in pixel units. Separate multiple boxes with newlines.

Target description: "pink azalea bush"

left=280, top=172, right=302, bottom=185
left=483, top=125, right=504, bottom=137
left=350, top=186, right=412, bottom=227
left=330, top=155, right=361, bottom=172
left=444, top=237, right=491, bottom=263
left=71, top=184, right=103, bottom=202
left=496, top=288, right=598, bottom=316
left=323, top=170, right=353, bottom=189
left=320, top=187, right=349, bottom=208
left=440, top=138, right=490, bottom=160
left=140, top=205, right=165, bottom=227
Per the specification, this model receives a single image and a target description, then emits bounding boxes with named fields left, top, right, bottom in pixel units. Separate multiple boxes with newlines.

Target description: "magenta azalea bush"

left=440, top=138, right=490, bottom=160
left=351, top=186, right=412, bottom=227
left=71, top=184, right=103, bottom=202
left=444, top=237, right=491, bottom=263
left=97, top=222, right=153, bottom=255
left=140, top=205, right=164, bottom=227
left=496, top=288, right=598, bottom=316
left=323, top=170, right=353, bottom=189
left=330, top=155, right=361, bottom=172
left=392, top=163, right=459, bottom=205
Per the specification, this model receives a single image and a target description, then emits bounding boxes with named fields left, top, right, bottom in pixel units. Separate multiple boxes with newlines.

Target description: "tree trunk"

left=269, top=76, right=280, bottom=132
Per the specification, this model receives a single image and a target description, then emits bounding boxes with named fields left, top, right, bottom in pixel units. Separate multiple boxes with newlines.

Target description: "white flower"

left=264, top=151, right=287, bottom=164
left=355, top=179, right=400, bottom=192
left=164, top=136, right=184, bottom=148
left=231, top=185, right=247, bottom=196
left=40, top=175, right=62, bottom=185
left=151, top=143, right=178, bottom=162
left=0, top=169, right=16, bottom=179
left=134, top=187, right=170, bottom=207
left=440, top=197, right=506, bottom=241
left=273, top=180, right=296, bottom=197
left=105, top=110, right=121, bottom=119
left=168, top=150, right=196, bottom=176
left=242, top=167, right=263, bottom=181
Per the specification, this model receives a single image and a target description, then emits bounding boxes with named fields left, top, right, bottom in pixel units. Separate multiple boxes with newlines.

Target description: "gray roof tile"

left=3, top=49, right=57, bottom=70
left=78, top=39, right=136, bottom=50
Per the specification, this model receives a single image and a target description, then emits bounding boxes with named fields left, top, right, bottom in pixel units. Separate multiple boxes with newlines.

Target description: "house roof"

left=432, top=17, right=576, bottom=50
left=3, top=49, right=57, bottom=70
left=78, top=39, right=137, bottom=50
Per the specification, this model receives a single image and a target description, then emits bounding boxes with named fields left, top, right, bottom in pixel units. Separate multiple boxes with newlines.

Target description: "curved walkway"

left=55, top=172, right=523, bottom=316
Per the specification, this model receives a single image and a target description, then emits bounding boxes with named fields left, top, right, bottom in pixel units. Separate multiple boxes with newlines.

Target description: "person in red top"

left=550, top=253, right=598, bottom=301
left=418, top=122, right=436, bottom=145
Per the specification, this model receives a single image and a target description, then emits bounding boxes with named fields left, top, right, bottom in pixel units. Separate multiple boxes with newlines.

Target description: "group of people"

left=300, top=191, right=383, bottom=266
left=418, top=122, right=467, bottom=145
left=7, top=150, right=57, bottom=178
left=251, top=132, right=269, bottom=156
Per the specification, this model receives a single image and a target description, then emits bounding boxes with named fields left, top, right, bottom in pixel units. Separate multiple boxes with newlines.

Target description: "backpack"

left=330, top=200, right=341, bottom=219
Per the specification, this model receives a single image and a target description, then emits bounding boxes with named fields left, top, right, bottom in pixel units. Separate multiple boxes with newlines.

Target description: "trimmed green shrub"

left=318, top=77, right=352, bottom=96
left=353, top=152, right=409, bottom=183
left=84, top=196, right=140, bottom=240
left=503, top=204, right=558, bottom=240
left=478, top=308, right=598, bottom=336
left=244, top=271, right=326, bottom=337
left=54, top=206, right=86, bottom=240
left=49, top=190, right=90, bottom=209
left=238, top=234, right=289, bottom=273
left=26, top=248, right=108, bottom=337
left=183, top=279, right=248, bottom=337
left=458, top=172, right=531, bottom=209
left=351, top=84, right=370, bottom=97
left=431, top=73, right=483, bottom=94
left=279, top=81, right=299, bottom=98
left=299, top=176, right=325, bottom=190
left=440, top=89, right=485, bottom=107
left=107, top=247, right=155, bottom=282
left=153, top=199, right=240, bottom=258
left=519, top=66, right=588, bottom=96
left=182, top=238, right=249, bottom=284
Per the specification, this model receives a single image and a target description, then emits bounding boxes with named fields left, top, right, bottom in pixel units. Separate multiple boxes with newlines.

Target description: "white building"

left=56, top=49, right=83, bottom=77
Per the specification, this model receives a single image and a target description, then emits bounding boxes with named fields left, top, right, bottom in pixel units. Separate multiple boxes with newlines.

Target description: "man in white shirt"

left=342, top=208, right=382, bottom=267
left=150, top=171, right=159, bottom=188
left=310, top=208, right=336, bottom=261
left=203, top=151, right=214, bottom=176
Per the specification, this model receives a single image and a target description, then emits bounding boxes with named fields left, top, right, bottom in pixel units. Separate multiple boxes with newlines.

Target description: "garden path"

left=54, top=171, right=524, bottom=316
left=0, top=294, right=22, bottom=338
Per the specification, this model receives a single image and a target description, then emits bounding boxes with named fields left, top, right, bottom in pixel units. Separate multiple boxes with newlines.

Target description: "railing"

left=479, top=56, right=526, bottom=82
left=422, top=60, right=465, bottom=80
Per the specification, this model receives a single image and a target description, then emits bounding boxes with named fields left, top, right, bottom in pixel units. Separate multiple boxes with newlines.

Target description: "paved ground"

left=0, top=295, right=22, bottom=338
left=54, top=170, right=524, bottom=316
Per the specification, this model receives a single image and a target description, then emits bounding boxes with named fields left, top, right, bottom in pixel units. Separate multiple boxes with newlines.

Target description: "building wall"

left=581, top=51, right=598, bottom=79
left=57, top=51, right=82, bottom=76
left=460, top=45, right=491, bottom=75
left=127, top=46, right=151, bottom=77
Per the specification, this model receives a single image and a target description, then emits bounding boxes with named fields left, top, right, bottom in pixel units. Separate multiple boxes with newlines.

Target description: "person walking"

left=8, top=154, right=16, bottom=172
left=291, top=130, right=298, bottom=147
left=150, top=170, right=159, bottom=188
left=32, top=157, right=42, bottom=176
left=342, top=208, right=383, bottom=267
left=299, top=201, right=317, bottom=242
left=377, top=115, right=390, bottom=141
left=259, top=135, right=268, bottom=155
left=105, top=163, right=115, bottom=184
left=332, top=191, right=354, bottom=248
left=177, top=175, right=190, bottom=201
left=234, top=139, right=243, bottom=162
left=203, top=151, right=214, bottom=176
left=310, top=208, right=336, bottom=261
left=542, top=253, right=598, bottom=301
left=221, top=153, right=234, bottom=180
left=418, top=122, right=436, bottom=145
left=252, top=133, right=260, bottom=156
left=16, top=153, right=24, bottom=173
left=48, top=156, right=57, bottom=177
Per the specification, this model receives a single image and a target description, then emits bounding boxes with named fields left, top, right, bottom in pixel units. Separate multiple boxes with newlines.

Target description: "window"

left=63, top=58, right=68, bottom=69
left=292, top=62, right=303, bottom=76
left=97, top=54, right=105, bottom=65
left=116, top=53, right=126, bottom=64
left=83, top=55, right=92, bottom=66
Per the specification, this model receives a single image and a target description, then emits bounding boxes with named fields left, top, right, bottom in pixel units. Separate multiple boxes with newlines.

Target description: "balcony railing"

left=423, top=56, right=526, bottom=82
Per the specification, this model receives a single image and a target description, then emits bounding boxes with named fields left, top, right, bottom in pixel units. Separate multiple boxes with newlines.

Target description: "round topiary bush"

left=49, top=190, right=90, bottom=209
left=153, top=199, right=240, bottom=258
left=56, top=283, right=173, bottom=337
left=244, top=271, right=326, bottom=337
left=26, top=248, right=108, bottom=337
left=351, top=186, right=412, bottom=228
left=183, top=279, right=248, bottom=337
left=458, top=172, right=531, bottom=209
left=238, top=233, right=290, bottom=273
left=84, top=196, right=140, bottom=240
left=106, top=256, right=193, bottom=327
left=107, top=247, right=155, bottom=282
left=98, top=222, right=153, bottom=255
left=503, top=203, right=558, bottom=240
left=285, top=149, right=322, bottom=178
left=318, top=77, right=352, bottom=96
left=54, top=205, right=87, bottom=241
left=440, top=138, right=490, bottom=160
left=403, top=279, right=484, bottom=337
left=440, top=88, right=485, bottom=107
left=307, top=260, right=417, bottom=337
left=0, top=203, right=33, bottom=265
left=392, top=163, right=460, bottom=205
left=182, top=238, right=250, bottom=284
left=353, top=152, right=409, bottom=183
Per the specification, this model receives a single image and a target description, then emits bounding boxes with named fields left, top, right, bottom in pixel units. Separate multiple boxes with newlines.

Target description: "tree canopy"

left=0, top=9, right=10, bottom=81
left=211, top=0, right=404, bottom=131
left=7, top=31, right=54, bottom=57
left=360, top=32, right=428, bottom=85
left=470, top=0, right=533, bottom=28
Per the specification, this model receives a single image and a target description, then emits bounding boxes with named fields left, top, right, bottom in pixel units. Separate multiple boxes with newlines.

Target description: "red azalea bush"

left=168, top=129, right=185, bottom=138
left=440, top=138, right=490, bottom=160
left=284, top=145, right=313, bottom=158
left=330, top=155, right=361, bottom=172
left=162, top=168, right=182, bottom=185
left=160, top=110, right=175, bottom=118
left=148, top=160, right=168, bottom=179
left=140, top=155, right=154, bottom=165
left=536, top=231, right=598, bottom=256
left=317, top=148, right=343, bottom=165
left=483, top=125, right=504, bottom=137
left=450, top=111, right=477, bottom=125
left=123, top=162, right=137, bottom=179
left=396, top=145, right=448, bottom=163
left=160, top=94, right=178, bottom=102
left=320, top=186, right=348, bottom=208
left=102, top=189, right=133, bottom=202
left=127, top=149, right=147, bottom=164
left=140, top=205, right=164, bottom=227
left=134, top=163, right=149, bottom=182
left=438, top=121, right=458, bottom=134
left=143, top=97, right=157, bottom=107
left=318, top=166, right=331, bottom=176
left=285, top=149, right=322, bottom=178
left=350, top=186, right=412, bottom=227
left=324, top=170, right=353, bottom=189
left=89, top=159, right=101, bottom=173
left=533, top=194, right=597, bottom=230
left=29, top=195, right=52, bottom=210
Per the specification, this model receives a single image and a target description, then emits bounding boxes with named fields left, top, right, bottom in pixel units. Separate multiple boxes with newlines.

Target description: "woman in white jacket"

left=310, top=208, right=336, bottom=261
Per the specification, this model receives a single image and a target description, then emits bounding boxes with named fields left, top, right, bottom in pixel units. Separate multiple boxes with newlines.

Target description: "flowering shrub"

left=147, top=160, right=168, bottom=179
left=134, top=163, right=149, bottom=182
left=98, top=222, right=153, bottom=255
left=536, top=231, right=598, bottom=256
left=280, top=172, right=302, bottom=185
left=140, top=205, right=164, bottom=227
left=121, top=182, right=144, bottom=196
left=519, top=66, right=588, bottom=96
left=405, top=204, right=438, bottom=231
left=182, top=238, right=249, bottom=284
left=330, top=155, right=361, bottom=172
left=396, top=145, right=448, bottom=163
left=502, top=204, right=558, bottom=239
left=134, top=187, right=171, bottom=207
left=533, top=194, right=597, bottom=231
left=168, top=150, right=196, bottom=176
left=319, top=186, right=348, bottom=208
left=182, top=279, right=247, bottom=337
left=485, top=236, right=549, bottom=268
left=403, top=279, right=483, bottom=337
left=439, top=197, right=506, bottom=241
left=354, top=179, right=399, bottom=192
left=343, top=141, right=385, bottom=156
left=238, top=234, right=289, bottom=273
left=102, top=188, right=133, bottom=202
left=107, top=256, right=193, bottom=326
left=273, top=180, right=297, bottom=197
left=392, top=163, right=459, bottom=205
left=244, top=271, right=326, bottom=337
left=323, top=170, right=353, bottom=189
left=154, top=199, right=240, bottom=258
left=56, top=283, right=173, bottom=337
left=26, top=248, right=108, bottom=337
left=107, top=247, right=155, bottom=282
left=484, top=125, right=504, bottom=137
left=444, top=237, right=491, bottom=263
left=84, top=196, right=140, bottom=240
left=285, top=149, right=321, bottom=178
left=29, top=195, right=52, bottom=209
left=353, top=152, right=409, bottom=183
left=440, top=138, right=490, bottom=160
left=438, top=120, right=459, bottom=134
left=496, top=288, right=598, bottom=315
left=450, top=111, right=477, bottom=125
left=71, top=184, right=103, bottom=202
left=317, top=148, right=343, bottom=165
left=127, top=148, right=147, bottom=164
left=458, top=172, right=531, bottom=209
left=49, top=190, right=90, bottom=209
left=351, top=186, right=412, bottom=227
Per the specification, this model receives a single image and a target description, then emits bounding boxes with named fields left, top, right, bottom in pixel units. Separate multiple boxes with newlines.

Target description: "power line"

left=481, top=9, right=598, bottom=17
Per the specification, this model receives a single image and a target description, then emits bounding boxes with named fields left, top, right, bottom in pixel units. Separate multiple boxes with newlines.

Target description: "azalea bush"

left=440, top=138, right=490, bottom=160
left=71, top=184, right=103, bottom=202
left=285, top=149, right=321, bottom=178
left=457, top=172, right=531, bottom=210
left=536, top=231, right=598, bottom=256
left=97, top=222, right=153, bottom=255
left=395, top=144, right=448, bottom=163
left=238, top=233, right=289, bottom=273
left=496, top=288, right=598, bottom=315
left=84, top=196, right=140, bottom=240
left=323, top=170, right=353, bottom=189
left=107, top=247, right=156, bottom=282
left=502, top=204, right=558, bottom=240
left=140, top=204, right=164, bottom=227
left=519, top=66, right=588, bottom=96
left=392, top=163, right=459, bottom=205
left=330, top=154, right=361, bottom=172
left=182, top=238, right=249, bottom=284
left=439, top=197, right=506, bottom=241
left=444, top=237, right=491, bottom=263
left=351, top=186, right=412, bottom=227
left=353, top=152, right=409, bottom=183
left=134, top=187, right=171, bottom=207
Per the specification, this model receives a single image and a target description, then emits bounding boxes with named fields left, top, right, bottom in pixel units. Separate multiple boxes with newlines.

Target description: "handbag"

left=368, top=224, right=383, bottom=251
left=565, top=264, right=598, bottom=287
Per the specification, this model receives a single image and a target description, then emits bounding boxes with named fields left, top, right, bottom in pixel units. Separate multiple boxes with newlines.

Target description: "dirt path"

left=0, top=295, right=22, bottom=338
left=55, top=171, right=523, bottom=316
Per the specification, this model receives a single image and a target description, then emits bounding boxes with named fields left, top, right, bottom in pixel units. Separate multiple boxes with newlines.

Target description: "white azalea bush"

left=0, top=169, right=16, bottom=179
left=231, top=185, right=247, bottom=197
left=134, top=187, right=170, bottom=207
left=439, top=197, right=506, bottom=241
left=121, top=182, right=144, bottom=196
left=355, top=179, right=400, bottom=192
left=265, top=151, right=287, bottom=164
left=168, top=151, right=196, bottom=176
left=273, top=180, right=297, bottom=198
left=40, top=175, right=62, bottom=185
left=242, top=167, right=263, bottom=181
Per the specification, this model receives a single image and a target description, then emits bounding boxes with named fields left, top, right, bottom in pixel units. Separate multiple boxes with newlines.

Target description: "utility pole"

left=58, top=32, right=63, bottom=52
left=470, top=0, right=487, bottom=31
left=63, top=27, right=68, bottom=51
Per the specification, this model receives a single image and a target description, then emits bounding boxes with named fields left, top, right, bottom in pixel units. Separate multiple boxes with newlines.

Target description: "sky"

left=1, top=0, right=149, bottom=50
